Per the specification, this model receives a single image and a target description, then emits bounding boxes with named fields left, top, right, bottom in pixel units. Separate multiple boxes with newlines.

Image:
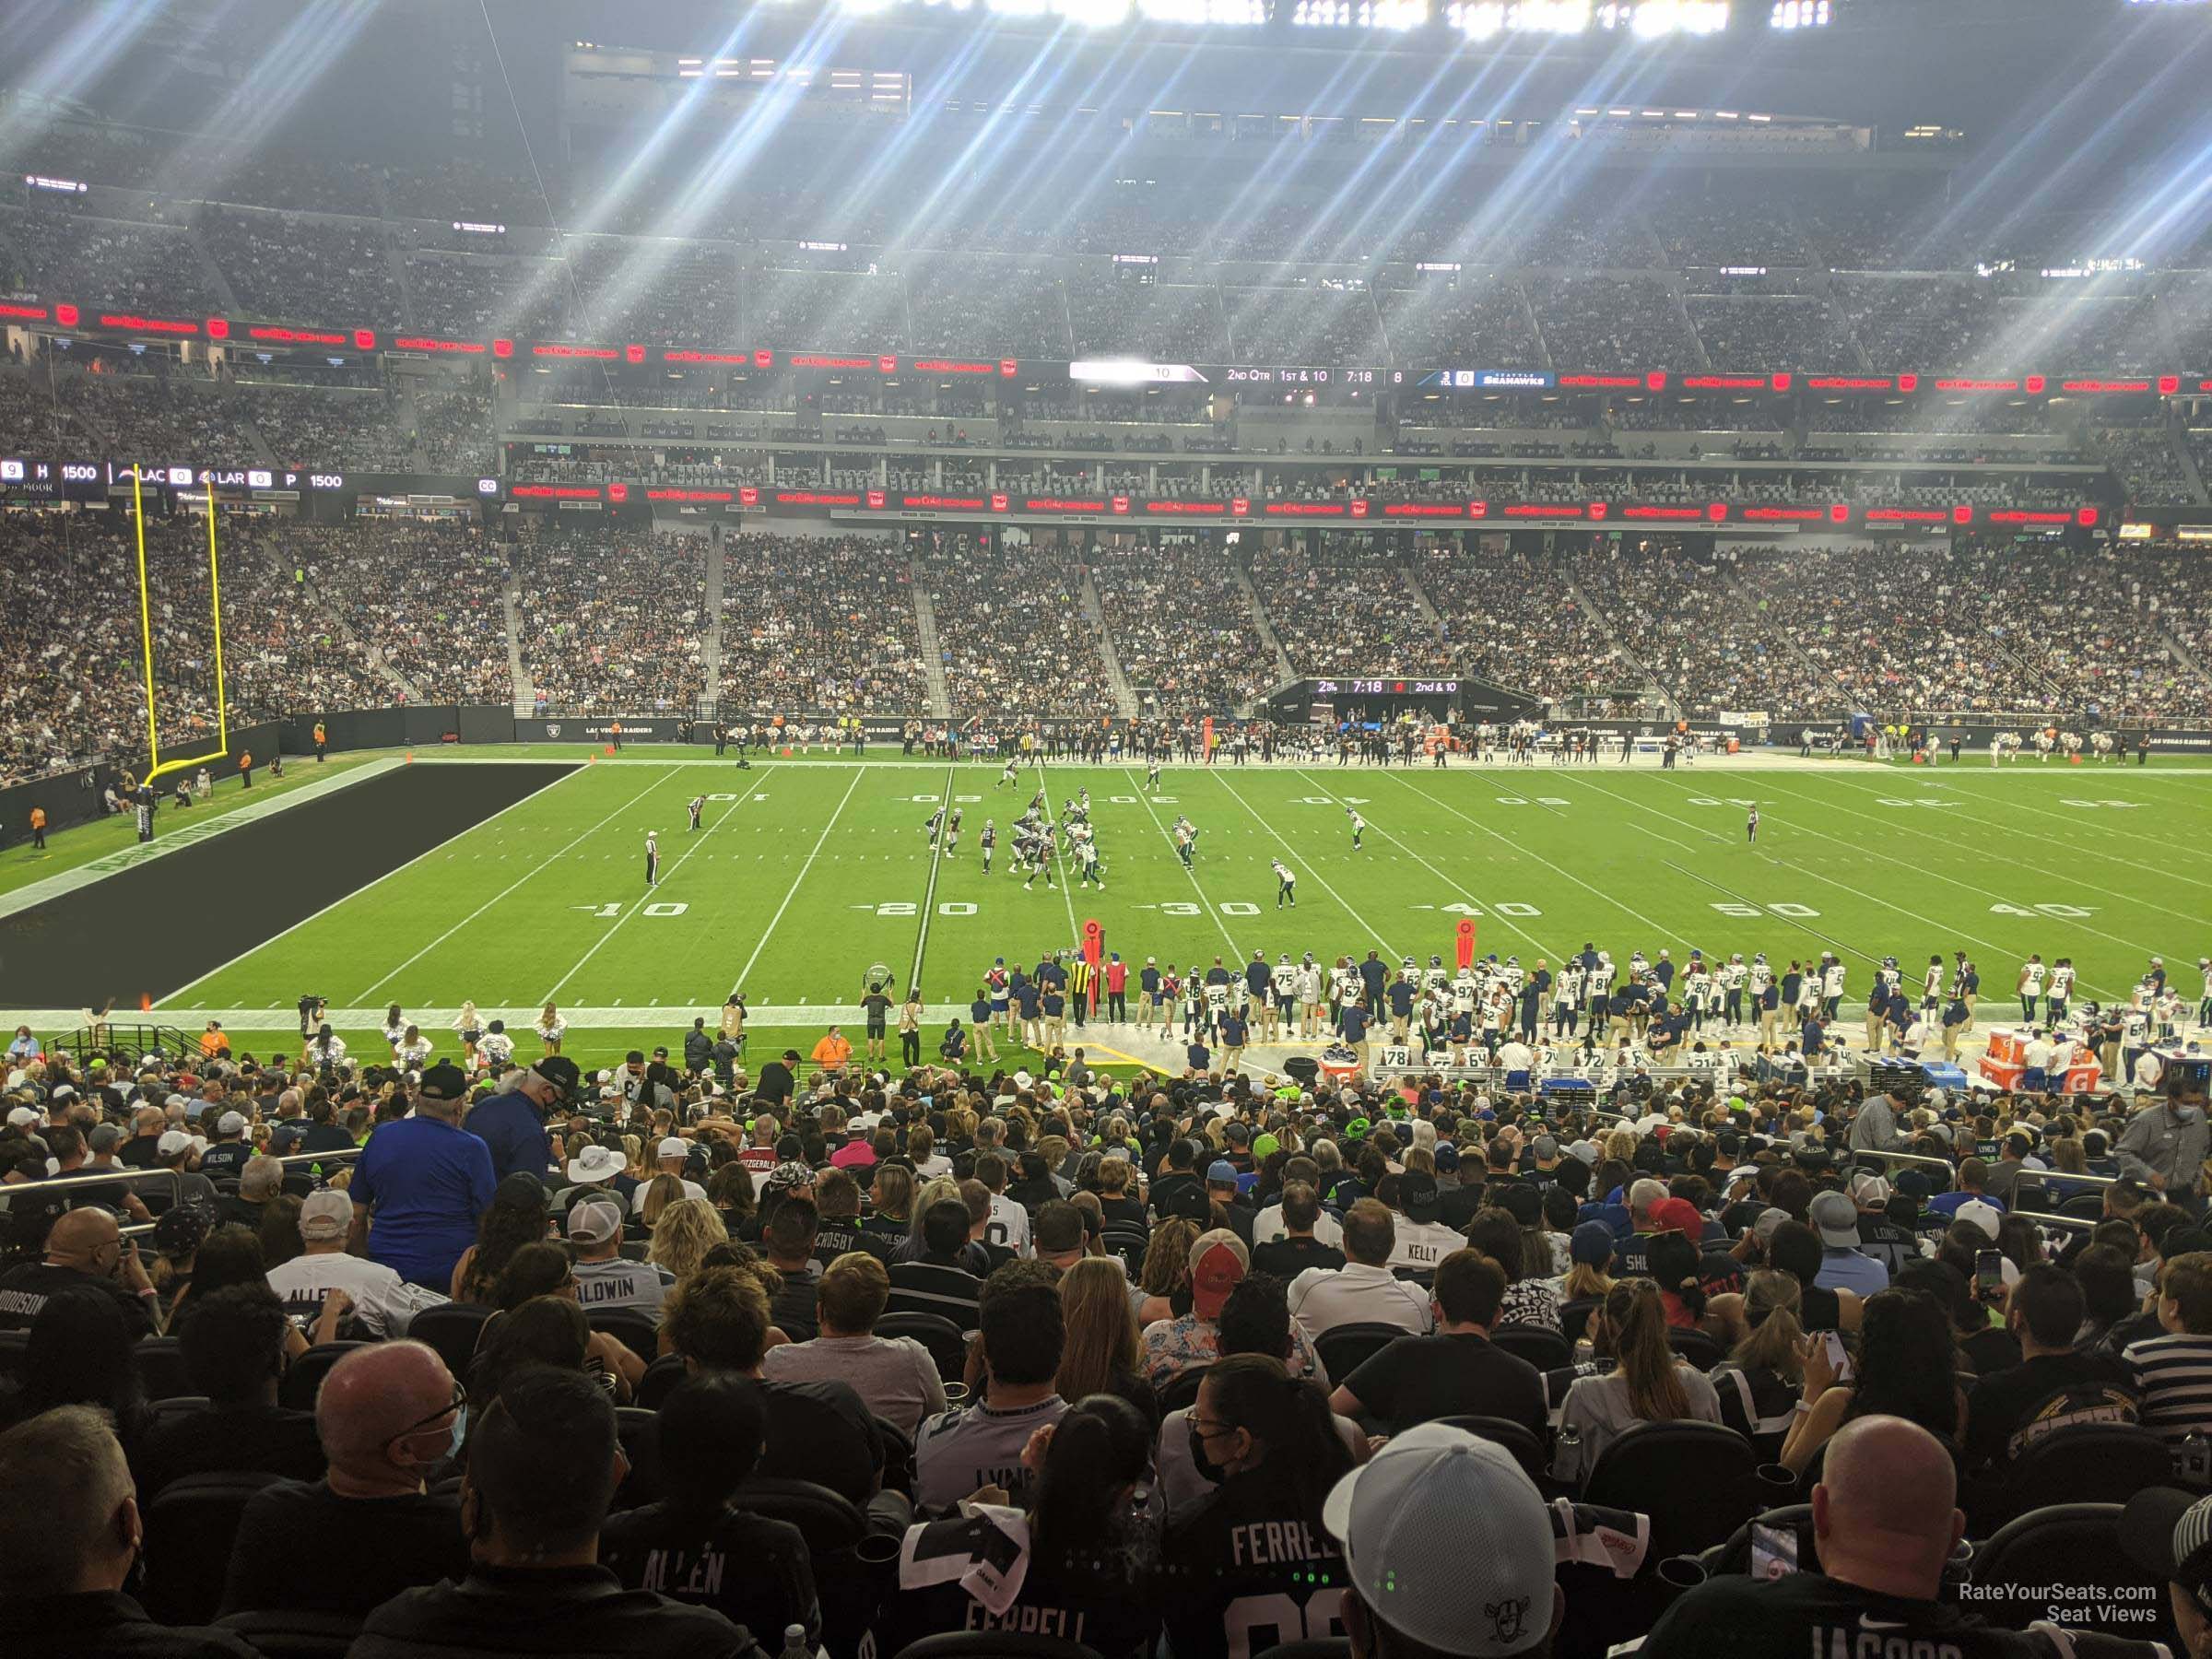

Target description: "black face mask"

left=1187, top=1418, right=1229, bottom=1486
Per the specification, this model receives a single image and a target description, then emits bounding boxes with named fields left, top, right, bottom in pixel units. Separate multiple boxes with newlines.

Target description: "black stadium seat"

left=1583, top=1421, right=1758, bottom=1559
left=1666, top=1329, right=1724, bottom=1372
left=1971, top=1503, right=2175, bottom=1645
left=133, top=1335, right=196, bottom=1402
left=1253, top=1643, right=1351, bottom=1659
left=1989, top=1426, right=2175, bottom=1531
left=1160, top=1365, right=1210, bottom=1415
left=613, top=1406, right=663, bottom=1509
left=407, top=1302, right=493, bottom=1382
left=636, top=1351, right=689, bottom=1410
left=280, top=1341, right=368, bottom=1411
left=1491, top=1326, right=1573, bottom=1372
left=736, top=1475, right=867, bottom=1559
left=584, top=1306, right=660, bottom=1361
left=878, top=1310, right=971, bottom=1383
left=1313, top=1322, right=1408, bottom=1381
left=141, top=1469, right=289, bottom=1625
left=1434, top=1414, right=1548, bottom=1479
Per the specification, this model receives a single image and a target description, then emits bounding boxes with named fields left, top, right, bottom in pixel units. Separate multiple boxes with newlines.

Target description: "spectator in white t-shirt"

left=762, top=1252, right=947, bottom=1434
left=1289, top=1198, right=1435, bottom=1344
left=567, top=1199, right=672, bottom=1318
left=630, top=1137, right=705, bottom=1213
left=265, top=1190, right=450, bottom=1337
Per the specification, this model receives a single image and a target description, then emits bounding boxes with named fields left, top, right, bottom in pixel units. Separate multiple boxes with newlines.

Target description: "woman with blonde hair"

left=1602, top=1127, right=1638, bottom=1165
left=1711, top=1268, right=1806, bottom=1459
left=454, top=1000, right=483, bottom=1068
left=535, top=1002, right=566, bottom=1055
left=649, top=1196, right=730, bottom=1286
left=1135, top=1218, right=1201, bottom=1326
left=1055, top=1256, right=1156, bottom=1422
left=636, top=1173, right=687, bottom=1234
left=908, top=1124, right=950, bottom=1180
left=1553, top=1277, right=1722, bottom=1486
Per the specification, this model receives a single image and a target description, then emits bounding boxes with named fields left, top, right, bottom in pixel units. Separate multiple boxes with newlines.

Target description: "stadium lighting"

left=1770, top=0, right=1830, bottom=26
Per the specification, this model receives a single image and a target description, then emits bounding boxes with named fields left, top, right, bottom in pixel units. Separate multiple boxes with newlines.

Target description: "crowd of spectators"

left=0, top=362, right=69, bottom=453
left=721, top=535, right=930, bottom=715
left=2097, top=423, right=2200, bottom=508
left=921, top=539, right=1120, bottom=717
left=198, top=207, right=405, bottom=324
left=57, top=371, right=258, bottom=458
left=1417, top=539, right=1630, bottom=703
left=1375, top=276, right=1543, bottom=367
left=513, top=529, right=708, bottom=716
left=1066, top=274, right=1229, bottom=362
left=411, top=385, right=498, bottom=472
left=8, top=982, right=2207, bottom=1659
left=244, top=387, right=418, bottom=472
left=905, top=258, right=1072, bottom=359
left=402, top=252, right=571, bottom=340
left=1088, top=544, right=1281, bottom=714
left=301, top=524, right=519, bottom=706
left=1528, top=276, right=1699, bottom=371
left=1686, top=297, right=1856, bottom=373
left=1222, top=284, right=1387, bottom=365
left=1247, top=541, right=1436, bottom=677
left=1835, top=277, right=2007, bottom=375
left=0, top=206, right=217, bottom=314
left=747, top=267, right=909, bottom=355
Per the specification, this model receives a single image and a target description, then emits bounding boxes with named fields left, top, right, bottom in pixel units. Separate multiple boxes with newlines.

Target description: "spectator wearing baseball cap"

left=1205, top=1160, right=1254, bottom=1248
left=265, top=1190, right=449, bottom=1338
left=632, top=1137, right=705, bottom=1214
left=150, top=1129, right=221, bottom=1216
left=1809, top=1191, right=1889, bottom=1298
left=1326, top=1421, right=1561, bottom=1658
left=569, top=1199, right=671, bottom=1318
left=347, top=1062, right=497, bottom=1292
left=1139, top=1230, right=1324, bottom=1392
left=465, top=1055, right=574, bottom=1187
left=200, top=1110, right=253, bottom=1181
left=554, top=1140, right=634, bottom=1213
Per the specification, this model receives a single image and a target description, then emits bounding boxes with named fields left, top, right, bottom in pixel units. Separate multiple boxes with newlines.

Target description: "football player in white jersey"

left=1347, top=806, right=1365, bottom=850
left=1268, top=954, right=1299, bottom=1041
left=2049, top=957, right=2077, bottom=1026
left=1272, top=858, right=1297, bottom=909
left=1820, top=954, right=1846, bottom=1022
left=1719, top=953, right=1747, bottom=1029
left=1552, top=961, right=1583, bottom=1036
left=2017, top=954, right=2046, bottom=1025
left=1297, top=954, right=1327, bottom=1041
left=1922, top=954, right=1946, bottom=1015
left=2198, top=957, right=2212, bottom=1030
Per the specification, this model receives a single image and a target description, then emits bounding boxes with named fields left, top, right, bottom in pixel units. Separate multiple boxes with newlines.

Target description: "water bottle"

left=781, top=1625, right=811, bottom=1659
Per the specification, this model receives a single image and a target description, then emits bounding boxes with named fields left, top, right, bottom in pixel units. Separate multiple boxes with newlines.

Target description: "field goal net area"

left=129, top=481, right=230, bottom=786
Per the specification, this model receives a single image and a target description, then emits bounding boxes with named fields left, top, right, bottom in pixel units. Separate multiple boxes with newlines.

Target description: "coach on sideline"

left=467, top=1056, right=578, bottom=1185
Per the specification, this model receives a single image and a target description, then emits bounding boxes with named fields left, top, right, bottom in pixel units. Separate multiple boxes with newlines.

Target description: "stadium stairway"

left=1399, top=557, right=1445, bottom=632
left=503, top=574, right=531, bottom=713
left=1669, top=276, right=1714, bottom=373
left=1079, top=568, right=1139, bottom=719
left=1564, top=565, right=1676, bottom=720
left=909, top=557, right=952, bottom=719
left=699, top=524, right=725, bottom=719
left=184, top=219, right=243, bottom=318
left=1230, top=557, right=1297, bottom=687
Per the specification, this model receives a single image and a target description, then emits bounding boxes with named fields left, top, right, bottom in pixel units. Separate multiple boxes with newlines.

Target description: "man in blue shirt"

left=968, top=988, right=998, bottom=1063
left=1219, top=1007, right=1249, bottom=1073
left=1342, top=997, right=1371, bottom=1067
left=348, top=1062, right=498, bottom=1290
left=465, top=1055, right=574, bottom=1186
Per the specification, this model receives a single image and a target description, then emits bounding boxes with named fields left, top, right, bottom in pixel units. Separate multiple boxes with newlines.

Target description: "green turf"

left=91, top=752, right=2212, bottom=1076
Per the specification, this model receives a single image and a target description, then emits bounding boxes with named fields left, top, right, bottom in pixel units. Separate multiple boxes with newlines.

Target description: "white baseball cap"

left=156, top=1130, right=194, bottom=1158
left=1954, top=1198, right=2003, bottom=1241
left=217, top=1111, right=246, bottom=1135
left=567, top=1198, right=624, bottom=1243
left=1323, top=1423, right=1557, bottom=1655
left=299, top=1189, right=354, bottom=1241
left=656, top=1136, right=688, bottom=1159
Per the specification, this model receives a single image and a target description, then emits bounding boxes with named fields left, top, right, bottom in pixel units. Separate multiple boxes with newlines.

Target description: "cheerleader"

left=396, top=1023, right=431, bottom=1070
left=455, top=1000, right=484, bottom=1067
left=536, top=1002, right=567, bottom=1055
left=479, top=1018, right=516, bottom=1073
left=382, top=1005, right=407, bottom=1057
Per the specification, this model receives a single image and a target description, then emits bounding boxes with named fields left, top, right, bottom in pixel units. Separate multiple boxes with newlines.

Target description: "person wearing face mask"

left=217, top=1341, right=469, bottom=1619
left=1163, top=1354, right=1359, bottom=1659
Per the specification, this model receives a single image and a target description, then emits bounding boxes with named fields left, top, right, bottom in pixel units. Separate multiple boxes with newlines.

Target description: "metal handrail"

left=1843, top=1148, right=1959, bottom=1174
left=0, top=1167, right=182, bottom=1208
left=2010, top=1210, right=2098, bottom=1233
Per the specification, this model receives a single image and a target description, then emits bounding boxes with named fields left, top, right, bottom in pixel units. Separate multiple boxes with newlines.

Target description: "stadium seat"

left=1666, top=1329, right=1724, bottom=1372
left=1434, top=1414, right=1549, bottom=1479
left=214, top=1609, right=362, bottom=1659
left=1971, top=1503, right=2172, bottom=1642
left=0, top=1328, right=25, bottom=1382
left=735, top=1476, right=867, bottom=1558
left=142, top=1469, right=289, bottom=1624
left=613, top=1405, right=663, bottom=1510
left=1981, top=1426, right=2176, bottom=1533
left=145, top=1394, right=213, bottom=1436
left=585, top=1306, right=659, bottom=1361
left=1253, top=1643, right=1351, bottom=1659
left=1491, top=1326, right=1573, bottom=1372
left=133, top=1335, right=196, bottom=1401
left=877, top=1416, right=916, bottom=1497
left=1100, top=1228, right=1150, bottom=1273
left=1559, top=1298, right=1600, bottom=1345
left=1699, top=1504, right=1818, bottom=1579
left=636, top=1352, right=689, bottom=1410
left=280, top=1341, right=369, bottom=1411
left=877, top=1311, right=971, bottom=1383
left=1583, top=1422, right=1758, bottom=1559
left=1159, top=1365, right=1211, bottom=1415
left=407, top=1302, right=493, bottom=1382
left=1314, top=1322, right=1409, bottom=1381
left=894, top=1634, right=1104, bottom=1659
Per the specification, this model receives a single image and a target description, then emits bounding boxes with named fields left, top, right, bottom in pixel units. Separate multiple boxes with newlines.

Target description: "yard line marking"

left=1290, top=769, right=1552, bottom=958
left=541, top=767, right=781, bottom=1005
left=353, top=766, right=677, bottom=1004
left=1877, top=773, right=2212, bottom=883
left=1732, top=774, right=2211, bottom=945
left=163, top=765, right=586, bottom=1004
left=1206, top=769, right=1398, bottom=959
left=910, top=759, right=958, bottom=992
left=1032, top=759, right=1083, bottom=943
left=1123, top=767, right=1240, bottom=958
left=729, top=766, right=863, bottom=998
left=1381, top=771, right=1681, bottom=947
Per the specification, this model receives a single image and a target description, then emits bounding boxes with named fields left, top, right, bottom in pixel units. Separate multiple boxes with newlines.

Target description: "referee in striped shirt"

left=1067, top=957, right=1094, bottom=1029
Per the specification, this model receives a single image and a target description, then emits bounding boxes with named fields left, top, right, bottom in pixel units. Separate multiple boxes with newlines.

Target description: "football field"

left=36, top=748, right=2210, bottom=1069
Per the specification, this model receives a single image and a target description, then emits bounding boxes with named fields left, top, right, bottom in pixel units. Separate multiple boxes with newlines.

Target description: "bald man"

left=1642, top=1415, right=2161, bottom=1658
left=0, top=1406, right=256, bottom=1656
left=218, top=1341, right=467, bottom=1619
left=0, top=1206, right=157, bottom=1335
